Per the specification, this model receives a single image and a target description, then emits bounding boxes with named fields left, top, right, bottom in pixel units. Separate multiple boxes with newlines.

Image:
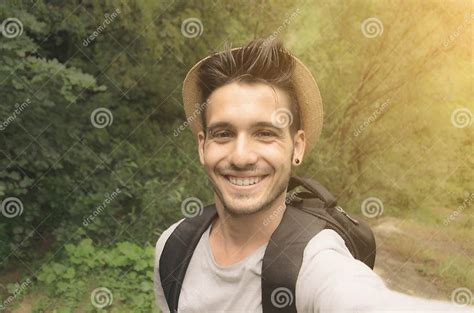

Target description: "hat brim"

left=182, top=48, right=323, bottom=154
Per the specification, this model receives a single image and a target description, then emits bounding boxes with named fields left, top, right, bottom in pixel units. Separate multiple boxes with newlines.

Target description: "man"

left=154, top=38, right=472, bottom=312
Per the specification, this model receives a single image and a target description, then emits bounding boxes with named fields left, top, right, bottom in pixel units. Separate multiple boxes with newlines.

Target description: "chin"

left=223, top=201, right=264, bottom=216
left=220, top=191, right=281, bottom=217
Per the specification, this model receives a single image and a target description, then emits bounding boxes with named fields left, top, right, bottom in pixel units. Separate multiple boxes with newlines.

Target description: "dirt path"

left=371, top=216, right=450, bottom=301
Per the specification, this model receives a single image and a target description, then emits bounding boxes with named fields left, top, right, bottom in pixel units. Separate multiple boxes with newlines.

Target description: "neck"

left=210, top=193, right=288, bottom=251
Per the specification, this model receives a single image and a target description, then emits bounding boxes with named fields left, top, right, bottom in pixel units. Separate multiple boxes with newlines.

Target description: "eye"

left=212, top=130, right=232, bottom=138
left=257, top=130, right=275, bottom=138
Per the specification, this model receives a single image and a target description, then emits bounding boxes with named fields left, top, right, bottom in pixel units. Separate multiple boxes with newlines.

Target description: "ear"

left=292, top=129, right=306, bottom=166
left=197, top=130, right=206, bottom=165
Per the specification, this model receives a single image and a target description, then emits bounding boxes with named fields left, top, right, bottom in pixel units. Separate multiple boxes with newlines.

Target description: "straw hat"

left=182, top=47, right=323, bottom=153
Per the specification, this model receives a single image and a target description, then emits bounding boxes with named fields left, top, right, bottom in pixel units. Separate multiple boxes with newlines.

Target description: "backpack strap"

left=159, top=204, right=218, bottom=313
left=288, top=176, right=337, bottom=208
left=262, top=204, right=326, bottom=312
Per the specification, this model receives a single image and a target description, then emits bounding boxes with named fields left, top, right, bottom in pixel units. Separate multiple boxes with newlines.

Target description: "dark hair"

left=197, top=38, right=301, bottom=138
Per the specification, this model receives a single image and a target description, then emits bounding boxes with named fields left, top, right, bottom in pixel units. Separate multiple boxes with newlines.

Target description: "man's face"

left=197, top=82, right=305, bottom=217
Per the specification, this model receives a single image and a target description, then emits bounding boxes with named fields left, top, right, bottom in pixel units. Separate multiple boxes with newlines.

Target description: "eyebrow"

left=206, top=121, right=284, bottom=134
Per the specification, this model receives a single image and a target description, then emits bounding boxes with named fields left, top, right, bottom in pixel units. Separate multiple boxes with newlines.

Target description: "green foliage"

left=0, top=1, right=108, bottom=263
left=33, top=239, right=156, bottom=312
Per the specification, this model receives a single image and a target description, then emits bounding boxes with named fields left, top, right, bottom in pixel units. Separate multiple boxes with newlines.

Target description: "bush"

left=31, top=239, right=157, bottom=312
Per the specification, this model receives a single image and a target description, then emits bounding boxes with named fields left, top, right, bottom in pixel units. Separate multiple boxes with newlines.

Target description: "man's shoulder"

left=300, top=228, right=375, bottom=278
left=155, top=218, right=184, bottom=259
left=305, top=228, right=353, bottom=257
left=153, top=218, right=186, bottom=313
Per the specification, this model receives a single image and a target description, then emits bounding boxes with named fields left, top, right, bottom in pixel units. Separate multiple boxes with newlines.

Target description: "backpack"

left=159, top=176, right=376, bottom=313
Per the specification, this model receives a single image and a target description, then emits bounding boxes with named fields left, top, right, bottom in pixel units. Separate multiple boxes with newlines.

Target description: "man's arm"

left=296, top=229, right=473, bottom=313
left=153, top=218, right=185, bottom=313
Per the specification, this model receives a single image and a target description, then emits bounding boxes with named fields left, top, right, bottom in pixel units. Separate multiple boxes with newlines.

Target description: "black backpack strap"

left=159, top=204, right=217, bottom=313
left=288, top=176, right=337, bottom=208
left=262, top=204, right=326, bottom=313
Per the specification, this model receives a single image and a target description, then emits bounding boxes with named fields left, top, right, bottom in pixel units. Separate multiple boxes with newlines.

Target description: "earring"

left=295, top=159, right=300, bottom=164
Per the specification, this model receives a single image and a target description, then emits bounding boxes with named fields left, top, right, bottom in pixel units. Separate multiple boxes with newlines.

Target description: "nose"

left=229, top=133, right=258, bottom=168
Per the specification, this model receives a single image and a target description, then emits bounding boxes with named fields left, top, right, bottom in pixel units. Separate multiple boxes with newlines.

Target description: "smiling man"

left=154, top=38, right=473, bottom=313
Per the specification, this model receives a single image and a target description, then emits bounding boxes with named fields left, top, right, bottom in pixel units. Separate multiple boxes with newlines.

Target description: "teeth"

left=227, top=176, right=265, bottom=186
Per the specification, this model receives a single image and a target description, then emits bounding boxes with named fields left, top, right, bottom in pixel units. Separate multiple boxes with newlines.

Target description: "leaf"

left=52, top=263, right=67, bottom=275
left=117, top=241, right=140, bottom=260
left=63, top=267, right=76, bottom=279
left=76, top=238, right=95, bottom=256
left=140, top=281, right=153, bottom=292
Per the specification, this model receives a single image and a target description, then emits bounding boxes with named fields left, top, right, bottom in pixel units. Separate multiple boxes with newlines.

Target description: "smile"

left=224, top=175, right=269, bottom=188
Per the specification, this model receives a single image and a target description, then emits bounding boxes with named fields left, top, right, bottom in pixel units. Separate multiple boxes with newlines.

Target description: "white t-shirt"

left=154, top=218, right=473, bottom=313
